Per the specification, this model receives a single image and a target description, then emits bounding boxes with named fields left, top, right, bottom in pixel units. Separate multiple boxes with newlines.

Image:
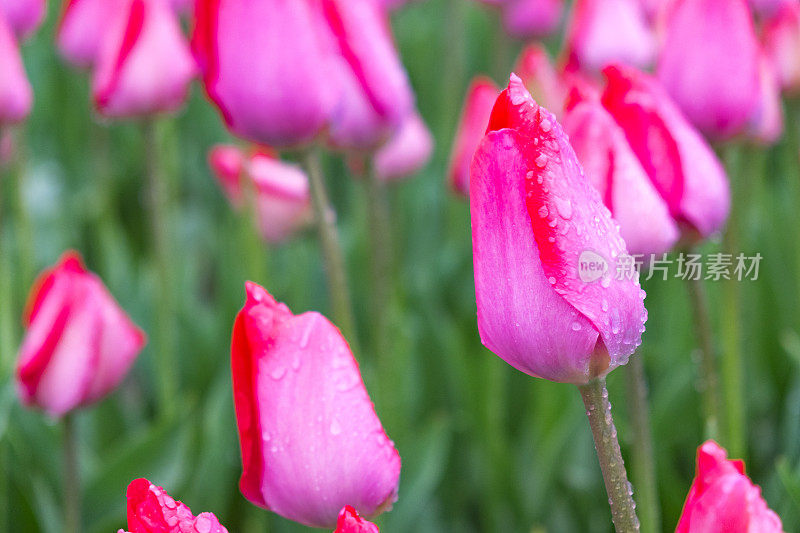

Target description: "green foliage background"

left=1, top=1, right=799, bottom=531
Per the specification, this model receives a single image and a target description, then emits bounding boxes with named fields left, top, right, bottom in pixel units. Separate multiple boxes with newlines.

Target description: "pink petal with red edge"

left=335, top=505, right=380, bottom=533
left=125, top=478, right=228, bottom=532
left=208, top=144, right=246, bottom=207
left=57, top=0, right=129, bottom=68
left=0, top=11, right=32, bottom=125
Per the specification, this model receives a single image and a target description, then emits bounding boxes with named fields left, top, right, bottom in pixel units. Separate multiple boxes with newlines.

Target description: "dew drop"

left=535, top=154, right=547, bottom=168
left=194, top=516, right=212, bottom=533
left=602, top=299, right=609, bottom=312
left=330, top=418, right=342, bottom=436
left=548, top=276, right=556, bottom=285
left=571, top=322, right=582, bottom=331
left=526, top=170, right=535, bottom=180
left=538, top=206, right=549, bottom=218
left=270, top=366, right=287, bottom=380
left=540, top=119, right=552, bottom=132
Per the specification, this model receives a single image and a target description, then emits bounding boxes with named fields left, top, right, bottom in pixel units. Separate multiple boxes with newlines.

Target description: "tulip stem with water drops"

left=63, top=413, right=80, bottom=533
left=578, top=377, right=640, bottom=533
left=301, top=148, right=358, bottom=348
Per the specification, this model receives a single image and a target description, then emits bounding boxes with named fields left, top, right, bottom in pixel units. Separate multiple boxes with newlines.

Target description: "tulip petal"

left=0, top=11, right=32, bottom=125
left=125, top=478, right=229, bottom=532
left=335, top=505, right=380, bottom=533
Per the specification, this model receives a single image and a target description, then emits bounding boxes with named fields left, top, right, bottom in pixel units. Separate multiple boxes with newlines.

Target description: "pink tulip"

left=448, top=77, right=500, bottom=196
left=676, top=441, right=784, bottom=533
left=208, top=145, right=312, bottom=244
left=118, top=478, right=228, bottom=533
left=374, top=112, right=434, bottom=182
left=93, top=0, right=196, bottom=118
left=15, top=252, right=146, bottom=418
left=763, top=2, right=800, bottom=92
left=749, top=0, right=796, bottom=17
left=748, top=52, right=784, bottom=145
left=193, top=0, right=337, bottom=147
left=0, top=11, right=31, bottom=125
left=470, top=74, right=647, bottom=384
left=563, top=89, right=680, bottom=256
left=57, top=0, right=128, bottom=68
left=231, top=282, right=401, bottom=527
left=514, top=44, right=567, bottom=116
left=602, top=64, right=730, bottom=240
left=501, top=0, right=563, bottom=39
left=564, top=0, right=655, bottom=74
left=335, top=506, right=379, bottom=533
left=0, top=0, right=44, bottom=39
left=657, top=0, right=761, bottom=139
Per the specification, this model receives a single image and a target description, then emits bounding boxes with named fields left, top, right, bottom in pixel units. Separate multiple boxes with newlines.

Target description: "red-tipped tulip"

left=0, top=0, right=44, bottom=39
left=602, top=64, right=730, bottom=239
left=208, top=145, right=312, bottom=244
left=501, top=0, right=563, bottom=39
left=93, top=0, right=196, bottom=117
left=514, top=44, right=566, bottom=117
left=374, top=112, right=434, bottom=182
left=15, top=252, right=146, bottom=418
left=563, top=90, right=680, bottom=255
left=57, top=0, right=128, bottom=68
left=657, top=0, right=760, bottom=139
left=676, top=441, right=784, bottom=533
left=564, top=0, right=655, bottom=74
left=470, top=74, right=647, bottom=383
left=118, top=478, right=228, bottom=533
left=193, top=0, right=337, bottom=147
left=448, top=77, right=500, bottom=196
left=231, top=283, right=401, bottom=527
left=335, top=506, right=380, bottom=533
left=0, top=11, right=31, bottom=125
left=763, top=2, right=800, bottom=93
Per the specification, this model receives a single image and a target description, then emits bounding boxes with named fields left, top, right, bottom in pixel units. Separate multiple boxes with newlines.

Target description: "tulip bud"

left=373, top=112, right=434, bottom=182
left=676, top=441, right=785, bottom=532
left=501, top=0, right=563, bottom=39
left=563, top=89, right=679, bottom=256
left=93, top=0, right=196, bottom=118
left=15, top=252, right=146, bottom=418
left=0, top=9, right=31, bottom=125
left=193, top=0, right=338, bottom=147
left=470, top=74, right=647, bottom=384
left=335, top=506, right=380, bottom=533
left=118, top=478, right=228, bottom=533
left=564, top=0, right=655, bottom=74
left=57, top=0, right=128, bottom=68
left=514, top=44, right=567, bottom=116
left=602, top=64, right=730, bottom=240
left=657, top=0, right=761, bottom=139
left=448, top=77, right=500, bottom=196
left=231, top=283, right=401, bottom=527
left=762, top=2, right=800, bottom=93
left=0, top=0, right=44, bottom=39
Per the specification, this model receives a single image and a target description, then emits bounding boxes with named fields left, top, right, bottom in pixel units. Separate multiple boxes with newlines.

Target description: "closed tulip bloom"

left=57, top=0, right=128, bottom=68
left=93, top=0, right=196, bottom=117
left=193, top=0, right=337, bottom=147
left=501, top=0, right=563, bottom=39
left=514, top=44, right=566, bottom=116
left=0, top=11, right=31, bottom=125
left=763, top=2, right=800, bottom=92
left=374, top=112, right=434, bottom=182
left=448, top=77, right=500, bottom=196
left=0, top=0, right=44, bottom=39
left=335, top=506, right=379, bottom=533
left=676, top=441, right=784, bottom=533
left=118, top=478, right=228, bottom=533
left=15, top=252, right=146, bottom=418
left=470, top=74, right=647, bottom=383
left=602, top=64, right=730, bottom=239
left=564, top=0, right=655, bottom=74
left=657, top=0, right=760, bottom=139
left=563, top=92, right=679, bottom=255
left=231, top=283, right=401, bottom=527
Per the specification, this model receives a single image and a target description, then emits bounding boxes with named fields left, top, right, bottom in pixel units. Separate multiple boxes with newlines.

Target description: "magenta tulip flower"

left=470, top=74, right=647, bottom=383
left=657, top=0, right=760, bottom=139
left=335, top=506, right=380, bottom=533
left=763, top=2, right=800, bottom=93
left=57, top=0, right=128, bottom=68
left=602, top=64, right=730, bottom=240
left=564, top=0, right=655, bottom=74
left=563, top=89, right=679, bottom=256
left=15, top=252, right=147, bottom=418
left=501, top=0, right=563, bottom=39
left=373, top=112, right=434, bottom=182
left=118, top=478, right=228, bottom=533
left=0, top=0, right=44, bottom=39
left=93, top=0, right=196, bottom=117
left=448, top=77, right=500, bottom=197
left=193, top=0, right=337, bottom=148
left=231, top=283, right=401, bottom=528
left=514, top=44, right=567, bottom=117
left=676, top=441, right=784, bottom=532
left=0, top=10, right=31, bottom=125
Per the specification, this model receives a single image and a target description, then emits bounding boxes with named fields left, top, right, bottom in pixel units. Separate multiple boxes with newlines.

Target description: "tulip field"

left=2, top=0, right=800, bottom=532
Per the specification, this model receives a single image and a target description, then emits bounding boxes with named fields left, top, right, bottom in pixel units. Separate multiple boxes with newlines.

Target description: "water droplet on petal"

left=571, top=322, right=582, bottom=331
left=330, top=418, right=342, bottom=436
left=270, top=366, right=287, bottom=380
left=535, top=154, right=547, bottom=168
left=538, top=206, right=549, bottom=218
left=548, top=276, right=556, bottom=285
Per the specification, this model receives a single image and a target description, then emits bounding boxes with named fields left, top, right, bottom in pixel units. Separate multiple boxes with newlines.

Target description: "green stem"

left=63, top=414, right=80, bottom=533
left=365, top=161, right=391, bottom=359
left=624, top=355, right=661, bottom=533
left=0, top=135, right=14, bottom=378
left=301, top=149, right=358, bottom=348
left=12, top=127, right=33, bottom=289
left=241, top=172, right=268, bottom=285
left=577, top=378, right=640, bottom=533
left=143, top=119, right=177, bottom=418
